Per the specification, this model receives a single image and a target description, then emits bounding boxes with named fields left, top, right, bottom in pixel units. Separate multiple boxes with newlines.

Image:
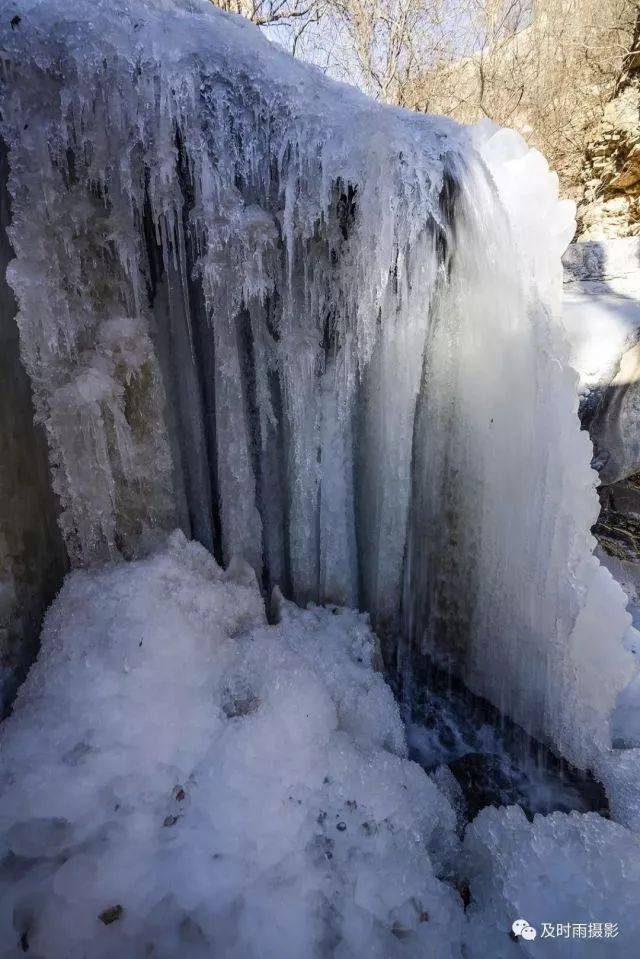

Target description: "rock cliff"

left=578, top=15, right=640, bottom=239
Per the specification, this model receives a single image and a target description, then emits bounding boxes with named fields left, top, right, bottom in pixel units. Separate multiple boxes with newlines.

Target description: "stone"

left=577, top=14, right=640, bottom=239
left=98, top=905, right=123, bottom=926
left=448, top=753, right=513, bottom=821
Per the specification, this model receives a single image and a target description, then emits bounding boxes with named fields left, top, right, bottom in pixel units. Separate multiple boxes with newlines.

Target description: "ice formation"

left=464, top=805, right=640, bottom=957
left=562, top=238, right=640, bottom=484
left=1, top=0, right=640, bottom=894
left=2, top=534, right=639, bottom=957
left=0, top=533, right=466, bottom=957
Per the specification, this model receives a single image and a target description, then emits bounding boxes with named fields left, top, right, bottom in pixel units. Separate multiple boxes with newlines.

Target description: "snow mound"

left=464, top=804, right=640, bottom=957
left=0, top=532, right=464, bottom=958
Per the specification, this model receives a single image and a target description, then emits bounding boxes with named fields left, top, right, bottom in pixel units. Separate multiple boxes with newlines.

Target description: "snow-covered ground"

left=0, top=534, right=464, bottom=958
left=0, top=533, right=639, bottom=957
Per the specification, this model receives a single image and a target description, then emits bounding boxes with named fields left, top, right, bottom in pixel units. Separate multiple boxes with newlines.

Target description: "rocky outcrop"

left=593, top=475, right=640, bottom=563
left=578, top=16, right=640, bottom=239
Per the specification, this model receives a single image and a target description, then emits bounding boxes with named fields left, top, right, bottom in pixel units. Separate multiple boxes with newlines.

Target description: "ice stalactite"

left=402, top=129, right=640, bottom=822
left=1, top=0, right=639, bottom=822
left=0, top=0, right=457, bottom=610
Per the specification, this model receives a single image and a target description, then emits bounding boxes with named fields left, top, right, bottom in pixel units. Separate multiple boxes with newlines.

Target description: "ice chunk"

left=463, top=804, right=640, bottom=957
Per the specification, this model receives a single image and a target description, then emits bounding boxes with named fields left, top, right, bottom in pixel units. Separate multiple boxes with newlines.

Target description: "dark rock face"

left=0, top=140, right=67, bottom=713
left=594, top=475, right=640, bottom=562
left=449, top=753, right=513, bottom=821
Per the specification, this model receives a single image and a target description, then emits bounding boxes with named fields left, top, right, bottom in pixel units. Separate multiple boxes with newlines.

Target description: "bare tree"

left=402, top=0, right=637, bottom=197
left=325, top=0, right=452, bottom=105
left=211, top=0, right=330, bottom=54
left=209, top=0, right=638, bottom=198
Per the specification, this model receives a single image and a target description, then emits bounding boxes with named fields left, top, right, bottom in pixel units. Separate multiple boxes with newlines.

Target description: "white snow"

left=3, top=535, right=640, bottom=956
left=563, top=291, right=640, bottom=395
left=464, top=804, right=640, bottom=957
left=562, top=238, right=640, bottom=407
left=0, top=533, right=465, bottom=958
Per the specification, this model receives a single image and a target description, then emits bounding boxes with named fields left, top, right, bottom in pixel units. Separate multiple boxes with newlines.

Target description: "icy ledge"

left=0, top=535, right=639, bottom=957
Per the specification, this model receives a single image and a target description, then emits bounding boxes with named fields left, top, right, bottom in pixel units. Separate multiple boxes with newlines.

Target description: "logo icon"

left=512, top=919, right=537, bottom=941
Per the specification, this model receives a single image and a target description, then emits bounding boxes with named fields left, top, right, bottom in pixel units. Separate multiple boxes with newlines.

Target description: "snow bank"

left=0, top=533, right=465, bottom=958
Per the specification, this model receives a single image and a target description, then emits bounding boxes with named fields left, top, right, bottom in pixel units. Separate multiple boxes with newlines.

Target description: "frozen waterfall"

left=1, top=0, right=639, bottom=830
